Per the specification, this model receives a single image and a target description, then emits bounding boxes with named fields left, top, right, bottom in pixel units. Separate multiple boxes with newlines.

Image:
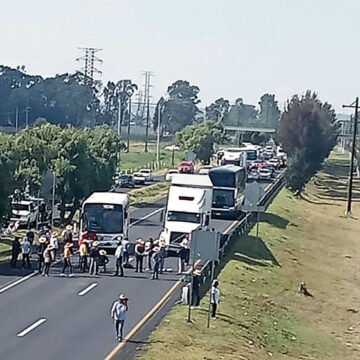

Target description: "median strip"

left=17, top=318, right=47, bottom=337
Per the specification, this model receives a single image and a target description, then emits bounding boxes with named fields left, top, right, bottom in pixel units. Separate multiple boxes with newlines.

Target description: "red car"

left=178, top=161, right=194, bottom=174
left=250, top=160, right=266, bottom=170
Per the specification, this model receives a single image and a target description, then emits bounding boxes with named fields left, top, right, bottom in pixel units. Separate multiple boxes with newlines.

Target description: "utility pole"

left=15, top=107, right=19, bottom=132
left=156, top=103, right=162, bottom=167
left=24, top=104, right=30, bottom=127
left=127, top=98, right=132, bottom=153
left=76, top=47, right=103, bottom=83
left=142, top=71, right=154, bottom=153
left=117, top=95, right=122, bottom=136
left=343, top=97, right=359, bottom=217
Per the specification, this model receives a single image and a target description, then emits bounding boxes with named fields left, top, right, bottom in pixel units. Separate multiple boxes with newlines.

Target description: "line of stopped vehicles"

left=5, top=142, right=286, bottom=254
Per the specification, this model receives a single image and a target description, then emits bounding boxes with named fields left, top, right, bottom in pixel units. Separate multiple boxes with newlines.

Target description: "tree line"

left=0, top=123, right=120, bottom=225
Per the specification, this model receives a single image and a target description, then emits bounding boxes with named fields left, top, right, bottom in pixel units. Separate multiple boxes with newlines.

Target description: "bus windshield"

left=167, top=211, right=201, bottom=224
left=83, top=203, right=123, bottom=234
left=212, top=189, right=235, bottom=208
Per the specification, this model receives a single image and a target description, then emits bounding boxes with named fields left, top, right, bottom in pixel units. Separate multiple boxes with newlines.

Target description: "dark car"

left=117, top=174, right=134, bottom=188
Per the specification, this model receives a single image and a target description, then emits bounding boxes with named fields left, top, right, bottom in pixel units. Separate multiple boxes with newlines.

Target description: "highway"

left=0, top=179, right=269, bottom=360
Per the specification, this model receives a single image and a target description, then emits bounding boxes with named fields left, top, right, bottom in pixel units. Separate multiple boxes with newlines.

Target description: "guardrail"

left=193, top=169, right=287, bottom=297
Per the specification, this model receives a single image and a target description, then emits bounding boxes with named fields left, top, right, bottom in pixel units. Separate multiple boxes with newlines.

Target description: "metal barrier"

left=194, top=169, right=286, bottom=294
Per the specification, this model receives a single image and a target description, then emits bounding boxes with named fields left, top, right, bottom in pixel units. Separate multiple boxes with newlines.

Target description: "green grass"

left=119, top=141, right=184, bottom=173
left=128, top=182, right=170, bottom=208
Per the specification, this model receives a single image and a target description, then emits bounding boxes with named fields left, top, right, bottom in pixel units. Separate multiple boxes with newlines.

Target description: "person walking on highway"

left=89, top=241, right=100, bottom=275
left=50, top=231, right=59, bottom=260
left=10, top=237, right=21, bottom=269
left=60, top=242, right=74, bottom=277
left=114, top=240, right=124, bottom=277
left=111, top=294, right=128, bottom=342
left=42, top=244, right=54, bottom=276
left=210, top=279, right=220, bottom=318
left=21, top=237, right=32, bottom=269
left=159, top=241, right=167, bottom=274
left=37, top=236, right=48, bottom=273
left=151, top=247, right=161, bottom=280
left=134, top=239, right=145, bottom=273
left=181, top=235, right=191, bottom=265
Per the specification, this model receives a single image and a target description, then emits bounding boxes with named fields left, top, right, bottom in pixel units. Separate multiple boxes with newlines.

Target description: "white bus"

left=80, top=192, right=130, bottom=251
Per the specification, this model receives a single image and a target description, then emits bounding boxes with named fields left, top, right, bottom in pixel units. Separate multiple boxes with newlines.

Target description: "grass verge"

left=138, top=151, right=360, bottom=360
left=128, top=182, right=169, bottom=208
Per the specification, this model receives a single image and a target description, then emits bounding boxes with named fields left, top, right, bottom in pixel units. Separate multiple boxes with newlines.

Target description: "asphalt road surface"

left=0, top=178, right=271, bottom=360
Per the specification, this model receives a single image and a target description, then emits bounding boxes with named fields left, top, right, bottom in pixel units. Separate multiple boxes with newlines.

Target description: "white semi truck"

left=161, top=174, right=213, bottom=244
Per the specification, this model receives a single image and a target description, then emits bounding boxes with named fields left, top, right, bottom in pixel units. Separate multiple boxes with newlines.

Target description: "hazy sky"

left=1, top=0, right=359, bottom=113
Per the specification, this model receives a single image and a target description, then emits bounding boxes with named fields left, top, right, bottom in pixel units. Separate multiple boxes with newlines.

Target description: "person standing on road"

left=50, top=232, right=59, bottom=260
left=134, top=239, right=145, bottom=273
left=60, top=243, right=74, bottom=277
left=21, top=237, right=32, bottom=269
left=177, top=245, right=188, bottom=275
left=37, top=236, right=48, bottom=273
left=210, top=279, right=220, bottom=318
left=144, top=238, right=154, bottom=271
left=114, top=240, right=124, bottom=277
left=181, top=235, right=191, bottom=266
left=111, top=294, right=128, bottom=342
left=151, top=247, right=161, bottom=280
left=159, top=241, right=167, bottom=274
left=89, top=241, right=100, bottom=276
left=79, top=242, right=88, bottom=272
left=42, top=244, right=54, bottom=276
left=10, top=237, right=21, bottom=269
left=122, top=238, right=129, bottom=266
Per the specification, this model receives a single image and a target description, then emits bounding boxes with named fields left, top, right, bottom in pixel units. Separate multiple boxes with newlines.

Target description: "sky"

left=1, top=0, right=359, bottom=113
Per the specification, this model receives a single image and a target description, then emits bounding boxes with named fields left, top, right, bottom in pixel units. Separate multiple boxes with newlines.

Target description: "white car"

left=199, top=165, right=214, bottom=175
left=11, top=200, right=38, bottom=226
left=247, top=169, right=259, bottom=181
left=139, top=169, right=153, bottom=182
left=133, top=172, right=146, bottom=185
left=166, top=169, right=179, bottom=182
left=258, top=168, right=272, bottom=181
left=267, top=159, right=280, bottom=169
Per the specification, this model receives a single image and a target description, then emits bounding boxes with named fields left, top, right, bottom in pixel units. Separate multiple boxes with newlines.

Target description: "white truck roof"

left=167, top=186, right=209, bottom=213
left=82, top=192, right=129, bottom=207
left=171, top=174, right=212, bottom=188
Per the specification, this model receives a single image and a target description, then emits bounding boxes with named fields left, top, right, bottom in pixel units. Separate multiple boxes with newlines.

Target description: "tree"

left=176, top=121, right=225, bottom=163
left=276, top=91, right=339, bottom=193
left=153, top=80, right=200, bottom=134
left=205, top=98, right=230, bottom=122
left=258, top=94, right=281, bottom=128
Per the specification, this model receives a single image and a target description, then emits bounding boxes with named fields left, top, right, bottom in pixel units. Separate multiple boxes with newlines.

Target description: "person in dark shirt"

left=10, top=237, right=21, bottom=268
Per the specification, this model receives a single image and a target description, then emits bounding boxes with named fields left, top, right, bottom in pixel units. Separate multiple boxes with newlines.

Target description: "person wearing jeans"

left=21, top=238, right=32, bottom=269
left=111, top=294, right=128, bottom=342
left=114, top=241, right=124, bottom=277
left=60, top=243, right=73, bottom=277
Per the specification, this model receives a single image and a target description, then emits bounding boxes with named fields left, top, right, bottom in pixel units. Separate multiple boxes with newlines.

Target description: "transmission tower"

left=76, top=47, right=103, bottom=82
left=142, top=71, right=154, bottom=152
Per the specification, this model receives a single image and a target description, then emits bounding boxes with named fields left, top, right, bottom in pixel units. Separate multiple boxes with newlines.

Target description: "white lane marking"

left=17, top=318, right=47, bottom=337
left=0, top=271, right=38, bottom=295
left=78, top=283, right=98, bottom=296
left=130, top=207, right=164, bottom=228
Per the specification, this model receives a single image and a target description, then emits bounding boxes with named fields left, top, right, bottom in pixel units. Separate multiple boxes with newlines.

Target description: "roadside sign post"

left=207, top=233, right=219, bottom=328
left=187, top=234, right=198, bottom=323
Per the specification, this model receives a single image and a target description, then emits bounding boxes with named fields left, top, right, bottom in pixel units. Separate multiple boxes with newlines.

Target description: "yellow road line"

left=104, top=260, right=201, bottom=360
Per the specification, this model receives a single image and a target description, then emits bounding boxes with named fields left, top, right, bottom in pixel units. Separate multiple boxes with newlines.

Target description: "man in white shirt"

left=111, top=294, right=128, bottom=341
left=114, top=239, right=124, bottom=277
left=210, top=279, right=220, bottom=318
left=21, top=238, right=32, bottom=269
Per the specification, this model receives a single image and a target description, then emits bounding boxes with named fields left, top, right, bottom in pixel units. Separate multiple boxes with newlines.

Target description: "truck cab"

left=162, top=174, right=212, bottom=244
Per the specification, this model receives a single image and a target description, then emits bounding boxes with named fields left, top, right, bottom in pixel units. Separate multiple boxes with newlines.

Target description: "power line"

left=76, top=47, right=103, bottom=83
